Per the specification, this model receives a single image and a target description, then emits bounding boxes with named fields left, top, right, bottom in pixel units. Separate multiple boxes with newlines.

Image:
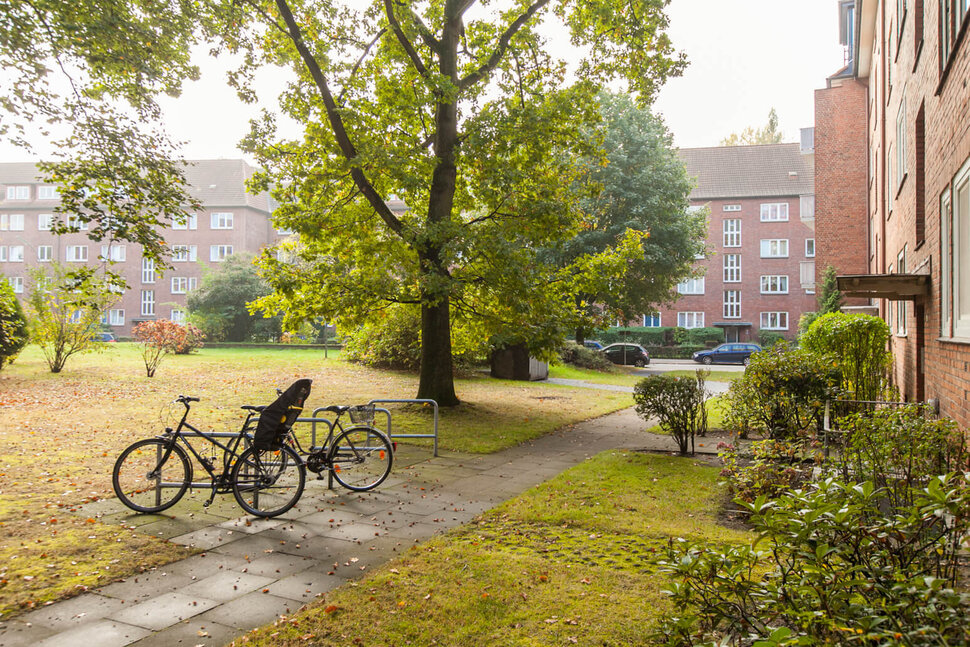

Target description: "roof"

left=678, top=143, right=815, bottom=200
left=0, top=159, right=272, bottom=212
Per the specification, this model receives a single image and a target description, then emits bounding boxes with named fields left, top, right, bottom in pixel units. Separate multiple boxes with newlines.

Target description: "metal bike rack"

left=301, top=399, right=439, bottom=457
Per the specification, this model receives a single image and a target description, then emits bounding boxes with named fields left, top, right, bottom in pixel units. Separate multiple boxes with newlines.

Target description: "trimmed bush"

left=644, top=344, right=705, bottom=360
left=133, top=320, right=206, bottom=377
left=757, top=330, right=786, bottom=348
left=801, top=312, right=892, bottom=401
left=633, top=371, right=708, bottom=454
left=558, top=342, right=614, bottom=370
left=0, top=278, right=28, bottom=369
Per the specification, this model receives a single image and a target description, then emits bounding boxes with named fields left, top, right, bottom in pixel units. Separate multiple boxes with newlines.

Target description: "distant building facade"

left=815, top=0, right=970, bottom=426
left=0, top=159, right=283, bottom=336
left=650, top=143, right=817, bottom=343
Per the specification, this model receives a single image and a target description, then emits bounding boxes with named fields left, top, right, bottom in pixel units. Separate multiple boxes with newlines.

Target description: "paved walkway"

left=0, top=407, right=704, bottom=647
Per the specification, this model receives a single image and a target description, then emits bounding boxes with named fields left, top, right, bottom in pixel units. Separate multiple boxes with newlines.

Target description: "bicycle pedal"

left=202, top=500, right=211, bottom=508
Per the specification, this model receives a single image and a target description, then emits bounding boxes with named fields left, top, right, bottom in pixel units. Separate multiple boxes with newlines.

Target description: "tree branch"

left=384, top=0, right=432, bottom=79
left=337, top=27, right=387, bottom=103
left=458, top=0, right=550, bottom=91
left=272, top=0, right=406, bottom=238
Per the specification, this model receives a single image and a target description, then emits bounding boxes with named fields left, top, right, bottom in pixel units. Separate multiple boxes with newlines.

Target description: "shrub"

left=633, top=371, right=708, bottom=454
left=757, top=330, right=786, bottom=348
left=801, top=312, right=892, bottom=402
left=656, top=474, right=970, bottom=646
left=558, top=342, right=614, bottom=371
left=0, top=278, right=28, bottom=369
left=724, top=342, right=839, bottom=440
left=718, top=439, right=815, bottom=504
left=133, top=320, right=206, bottom=377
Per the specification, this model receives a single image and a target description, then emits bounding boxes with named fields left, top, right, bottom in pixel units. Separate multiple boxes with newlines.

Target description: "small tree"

left=817, top=265, right=843, bottom=315
left=0, top=278, right=28, bottom=369
left=633, top=371, right=708, bottom=455
left=801, top=312, right=892, bottom=402
left=27, top=264, right=115, bottom=373
left=186, top=254, right=282, bottom=342
left=133, top=320, right=205, bottom=377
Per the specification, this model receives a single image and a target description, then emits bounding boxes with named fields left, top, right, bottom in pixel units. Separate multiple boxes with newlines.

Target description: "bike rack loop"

left=302, top=399, right=439, bottom=457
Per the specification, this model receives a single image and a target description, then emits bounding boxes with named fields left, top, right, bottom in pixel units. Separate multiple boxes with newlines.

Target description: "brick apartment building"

left=0, top=159, right=282, bottom=337
left=650, top=144, right=817, bottom=343
left=815, top=0, right=970, bottom=427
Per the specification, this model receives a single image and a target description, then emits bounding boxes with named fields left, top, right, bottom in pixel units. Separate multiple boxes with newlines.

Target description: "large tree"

left=556, top=92, right=706, bottom=344
left=186, top=254, right=282, bottom=342
left=239, top=0, right=685, bottom=405
left=720, top=107, right=784, bottom=146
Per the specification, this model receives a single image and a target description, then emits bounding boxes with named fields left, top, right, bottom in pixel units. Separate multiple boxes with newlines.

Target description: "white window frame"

left=210, top=245, right=233, bottom=262
left=950, top=158, right=970, bottom=338
left=170, top=276, right=198, bottom=294
left=170, top=309, right=187, bottom=323
left=722, top=204, right=741, bottom=212
left=140, top=290, right=155, bottom=317
left=100, top=245, right=126, bottom=262
left=760, top=275, right=789, bottom=294
left=896, top=246, right=908, bottom=336
left=942, top=188, right=953, bottom=337
left=723, top=290, right=741, bottom=319
left=66, top=215, right=88, bottom=231
left=0, top=213, right=24, bottom=231
left=760, top=203, right=789, bottom=222
left=642, top=312, right=661, bottom=327
left=172, top=245, right=198, bottom=263
left=37, top=214, right=53, bottom=231
left=760, top=239, right=789, bottom=258
left=108, top=309, right=125, bottom=326
left=8, top=276, right=24, bottom=294
left=677, top=277, right=705, bottom=295
left=723, top=219, right=741, bottom=247
left=66, top=245, right=88, bottom=262
left=896, top=97, right=907, bottom=189
left=805, top=238, right=816, bottom=257
left=142, top=258, right=156, bottom=284
left=210, top=212, right=234, bottom=229
left=37, top=186, right=58, bottom=200
left=677, top=312, right=705, bottom=329
left=0, top=247, right=6, bottom=262
left=760, top=312, right=789, bottom=330
left=37, top=245, right=53, bottom=262
left=723, top=254, right=741, bottom=283
left=5, top=186, right=29, bottom=200
left=172, top=213, right=198, bottom=230
left=8, top=245, right=24, bottom=262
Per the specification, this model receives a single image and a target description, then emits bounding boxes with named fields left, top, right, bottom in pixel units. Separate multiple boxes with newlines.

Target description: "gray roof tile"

left=678, top=143, right=815, bottom=200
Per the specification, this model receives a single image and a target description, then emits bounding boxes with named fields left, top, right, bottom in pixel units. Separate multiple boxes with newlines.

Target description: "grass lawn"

left=232, top=450, right=750, bottom=646
left=643, top=396, right=730, bottom=437
left=548, top=364, right=739, bottom=386
left=0, top=345, right=632, bottom=619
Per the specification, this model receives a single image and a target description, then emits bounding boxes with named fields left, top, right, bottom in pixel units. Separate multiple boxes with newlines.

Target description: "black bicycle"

left=112, top=384, right=394, bottom=518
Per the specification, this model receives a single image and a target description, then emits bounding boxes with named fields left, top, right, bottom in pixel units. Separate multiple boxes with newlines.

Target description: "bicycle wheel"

left=329, top=426, right=393, bottom=491
left=230, top=445, right=305, bottom=517
left=112, top=439, right=192, bottom=513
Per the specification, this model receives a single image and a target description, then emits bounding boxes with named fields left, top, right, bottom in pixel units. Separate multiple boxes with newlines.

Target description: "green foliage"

left=633, top=372, right=708, bottom=454
left=132, top=320, right=205, bottom=377
left=186, top=254, right=282, bottom=343
left=718, top=440, right=815, bottom=504
left=801, top=312, right=892, bottom=401
left=26, top=264, right=116, bottom=373
left=599, top=326, right=723, bottom=348
left=657, top=474, right=970, bottom=646
left=797, top=310, right=818, bottom=337
left=817, top=265, right=843, bottom=314
left=835, top=404, right=968, bottom=509
left=724, top=342, right=840, bottom=440
left=720, top=107, right=784, bottom=146
left=757, top=330, right=786, bottom=348
left=0, top=277, right=29, bottom=369
left=558, top=342, right=615, bottom=371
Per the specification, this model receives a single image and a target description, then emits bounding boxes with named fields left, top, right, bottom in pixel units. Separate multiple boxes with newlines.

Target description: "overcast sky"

left=3, top=1, right=846, bottom=161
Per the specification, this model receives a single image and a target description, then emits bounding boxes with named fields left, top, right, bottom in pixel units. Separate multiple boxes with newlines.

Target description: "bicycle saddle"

left=322, top=405, right=350, bottom=414
left=241, top=405, right=266, bottom=412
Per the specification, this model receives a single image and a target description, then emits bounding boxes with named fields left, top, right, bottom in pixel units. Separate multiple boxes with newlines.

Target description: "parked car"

left=692, top=343, right=761, bottom=366
left=583, top=340, right=604, bottom=350
left=95, top=332, right=117, bottom=343
left=601, top=343, right=650, bottom=367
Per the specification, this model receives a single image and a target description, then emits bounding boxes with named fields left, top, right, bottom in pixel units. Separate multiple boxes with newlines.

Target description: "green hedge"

left=645, top=344, right=706, bottom=359
left=596, top=326, right=723, bottom=349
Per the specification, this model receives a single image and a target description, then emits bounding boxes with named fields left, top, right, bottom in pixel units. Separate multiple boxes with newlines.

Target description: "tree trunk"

left=574, top=327, right=586, bottom=346
left=417, top=298, right=459, bottom=406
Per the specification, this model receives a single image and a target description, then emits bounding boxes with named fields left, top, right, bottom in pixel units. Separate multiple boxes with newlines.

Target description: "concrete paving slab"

left=216, top=516, right=284, bottom=534
left=263, top=569, right=346, bottom=602
left=208, top=533, right=289, bottom=560
left=119, top=619, right=237, bottom=647
left=169, top=525, right=245, bottom=550
left=0, top=619, right=56, bottom=647
left=96, top=570, right=196, bottom=604
left=34, top=619, right=150, bottom=647
left=179, top=571, right=276, bottom=603
left=193, top=591, right=297, bottom=630
left=107, top=593, right=219, bottom=631
left=233, top=553, right=321, bottom=579
left=18, top=593, right=129, bottom=631
left=163, top=552, right=249, bottom=580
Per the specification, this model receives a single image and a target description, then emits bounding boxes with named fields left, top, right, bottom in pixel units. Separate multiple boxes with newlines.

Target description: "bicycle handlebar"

left=176, top=395, right=200, bottom=404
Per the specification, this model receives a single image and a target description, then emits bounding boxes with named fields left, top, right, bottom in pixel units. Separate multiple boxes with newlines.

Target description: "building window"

left=108, top=309, right=125, bottom=326
left=888, top=144, right=895, bottom=212
left=643, top=313, right=661, bottom=327
left=0, top=213, right=24, bottom=231
left=760, top=275, right=789, bottom=294
left=760, top=239, right=789, bottom=258
left=210, top=212, right=234, bottom=229
left=172, top=213, right=198, bottom=230
left=723, top=291, right=741, bottom=319
left=170, top=277, right=198, bottom=294
left=915, top=103, right=926, bottom=245
left=0, top=247, right=6, bottom=262
left=210, top=245, right=233, bottom=262
left=37, top=185, right=58, bottom=200
left=100, top=245, right=126, bottom=262
left=66, top=245, right=88, bottom=262
left=37, top=245, right=53, bottom=262
left=723, top=219, right=741, bottom=247
left=677, top=312, right=705, bottom=329
left=800, top=261, right=817, bottom=290
left=896, top=98, right=907, bottom=189
left=677, top=277, right=705, bottom=295
left=897, top=246, right=908, bottom=336
left=37, top=214, right=53, bottom=231
left=5, top=186, right=29, bottom=200
left=723, top=254, right=741, bottom=283
left=171, top=309, right=187, bottom=323
left=940, top=0, right=970, bottom=69
left=723, top=204, right=741, bottom=212
left=142, top=258, right=156, bottom=284
left=760, top=203, right=789, bottom=222
left=799, top=195, right=815, bottom=221
left=172, top=245, right=198, bottom=262
left=945, top=159, right=970, bottom=338
left=760, top=312, right=789, bottom=330
left=7, top=245, right=23, bottom=262
left=8, top=277, right=24, bottom=294
left=805, top=239, right=816, bottom=257
left=942, top=189, right=953, bottom=336
left=68, top=309, right=84, bottom=324
left=140, top=290, right=155, bottom=316
left=66, top=215, right=88, bottom=231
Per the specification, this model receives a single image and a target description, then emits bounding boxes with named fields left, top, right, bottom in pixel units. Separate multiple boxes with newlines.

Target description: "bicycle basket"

left=348, top=404, right=375, bottom=424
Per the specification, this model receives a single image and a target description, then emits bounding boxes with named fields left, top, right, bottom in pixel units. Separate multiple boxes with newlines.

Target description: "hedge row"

left=596, top=326, right=724, bottom=348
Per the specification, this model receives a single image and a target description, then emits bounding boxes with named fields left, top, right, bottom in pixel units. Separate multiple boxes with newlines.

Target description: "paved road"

left=0, top=407, right=692, bottom=647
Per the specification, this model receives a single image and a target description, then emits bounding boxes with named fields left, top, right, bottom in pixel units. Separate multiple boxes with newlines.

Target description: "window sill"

left=895, top=173, right=908, bottom=199
left=938, top=336, right=970, bottom=346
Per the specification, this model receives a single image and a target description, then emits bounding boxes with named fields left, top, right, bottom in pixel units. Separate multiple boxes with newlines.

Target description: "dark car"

left=692, top=343, right=762, bottom=366
left=601, top=343, right=650, bottom=367
left=95, top=332, right=117, bottom=343
left=583, top=340, right=604, bottom=350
